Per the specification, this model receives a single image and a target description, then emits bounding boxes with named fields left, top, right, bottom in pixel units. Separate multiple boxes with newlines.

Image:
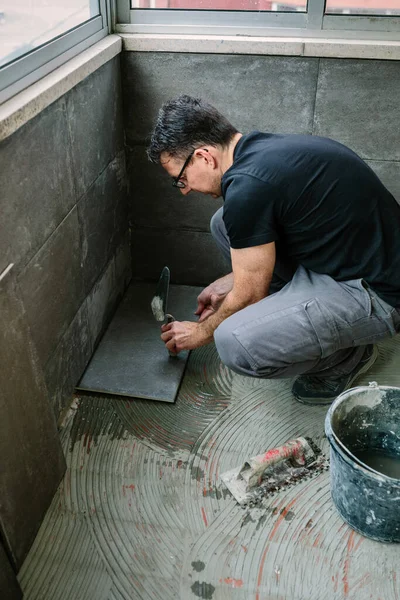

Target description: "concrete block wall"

left=0, top=55, right=131, bottom=421
left=122, top=53, right=400, bottom=285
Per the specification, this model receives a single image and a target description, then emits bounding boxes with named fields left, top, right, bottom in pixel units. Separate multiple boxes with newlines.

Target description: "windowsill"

left=0, top=35, right=122, bottom=142
left=1, top=30, right=398, bottom=142
left=119, top=33, right=400, bottom=61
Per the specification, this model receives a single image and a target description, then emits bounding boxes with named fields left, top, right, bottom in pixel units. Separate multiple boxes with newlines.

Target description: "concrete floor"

left=19, top=339, right=400, bottom=600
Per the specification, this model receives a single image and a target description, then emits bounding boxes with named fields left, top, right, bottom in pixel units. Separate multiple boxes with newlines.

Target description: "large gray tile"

left=0, top=266, right=65, bottom=570
left=66, top=56, right=124, bottom=199
left=314, top=59, right=400, bottom=160
left=44, top=301, right=92, bottom=420
left=0, top=96, right=75, bottom=274
left=122, top=53, right=319, bottom=145
left=366, top=160, right=400, bottom=204
left=78, top=151, right=129, bottom=295
left=131, top=228, right=229, bottom=286
left=78, top=282, right=201, bottom=402
left=18, top=207, right=85, bottom=368
left=127, top=146, right=222, bottom=231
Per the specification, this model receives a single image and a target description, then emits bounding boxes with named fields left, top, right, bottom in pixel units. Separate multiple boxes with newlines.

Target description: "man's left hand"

left=160, top=321, right=212, bottom=354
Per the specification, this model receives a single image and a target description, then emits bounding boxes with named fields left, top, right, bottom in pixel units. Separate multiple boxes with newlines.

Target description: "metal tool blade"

left=151, top=266, right=170, bottom=322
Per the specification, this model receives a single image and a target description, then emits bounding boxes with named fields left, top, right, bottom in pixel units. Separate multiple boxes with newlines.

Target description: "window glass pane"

left=0, top=0, right=101, bottom=69
left=325, top=0, right=400, bottom=15
left=131, top=1, right=306, bottom=12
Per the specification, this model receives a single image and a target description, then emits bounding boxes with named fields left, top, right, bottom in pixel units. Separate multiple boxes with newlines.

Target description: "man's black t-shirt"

left=221, top=132, right=400, bottom=308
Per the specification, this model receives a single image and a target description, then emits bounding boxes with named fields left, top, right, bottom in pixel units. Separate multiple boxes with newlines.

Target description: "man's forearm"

left=210, top=272, right=234, bottom=295
left=197, top=288, right=260, bottom=341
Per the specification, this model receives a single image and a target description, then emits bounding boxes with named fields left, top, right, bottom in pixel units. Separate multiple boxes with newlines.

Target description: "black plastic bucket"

left=325, top=382, right=400, bottom=542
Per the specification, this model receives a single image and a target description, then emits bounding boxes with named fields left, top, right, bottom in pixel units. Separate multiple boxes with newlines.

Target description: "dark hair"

left=147, top=95, right=238, bottom=163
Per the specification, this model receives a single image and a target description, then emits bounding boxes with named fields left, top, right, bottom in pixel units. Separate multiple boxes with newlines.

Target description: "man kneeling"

left=147, top=95, right=400, bottom=405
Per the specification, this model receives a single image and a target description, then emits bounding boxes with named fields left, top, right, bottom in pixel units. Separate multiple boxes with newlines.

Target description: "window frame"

left=0, top=0, right=112, bottom=104
left=115, top=0, right=400, bottom=40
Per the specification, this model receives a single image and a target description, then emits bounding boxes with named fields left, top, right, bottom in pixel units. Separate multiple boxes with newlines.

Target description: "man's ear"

left=195, top=148, right=217, bottom=168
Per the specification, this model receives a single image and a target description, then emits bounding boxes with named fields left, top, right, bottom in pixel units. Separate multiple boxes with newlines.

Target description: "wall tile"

left=18, top=207, right=85, bottom=368
left=366, top=160, right=400, bottom=204
left=122, top=52, right=319, bottom=145
left=131, top=228, right=229, bottom=286
left=66, top=56, right=124, bottom=199
left=0, top=97, right=75, bottom=274
left=44, top=301, right=92, bottom=419
left=78, top=151, right=129, bottom=295
left=0, top=267, right=65, bottom=569
left=314, top=59, right=400, bottom=160
left=127, top=146, right=222, bottom=231
left=115, top=230, right=132, bottom=293
left=86, top=258, right=118, bottom=350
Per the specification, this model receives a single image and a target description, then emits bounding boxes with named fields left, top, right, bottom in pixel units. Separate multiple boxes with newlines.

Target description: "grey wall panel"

left=115, top=230, right=133, bottom=293
left=122, top=53, right=320, bottom=145
left=0, top=540, right=22, bottom=600
left=366, top=160, right=400, bottom=204
left=18, top=207, right=85, bottom=369
left=131, top=228, right=229, bottom=286
left=0, top=267, right=66, bottom=570
left=78, top=151, right=129, bottom=295
left=127, top=146, right=222, bottom=231
left=44, top=302, right=92, bottom=418
left=313, top=59, right=400, bottom=161
left=86, top=257, right=119, bottom=350
left=66, top=56, right=124, bottom=199
left=0, top=97, right=75, bottom=275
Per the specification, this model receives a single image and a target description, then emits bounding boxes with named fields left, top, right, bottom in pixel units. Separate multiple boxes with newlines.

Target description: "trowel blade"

left=151, top=266, right=170, bottom=322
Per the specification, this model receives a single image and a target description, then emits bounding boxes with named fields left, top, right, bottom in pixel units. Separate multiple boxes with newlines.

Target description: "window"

left=0, top=0, right=110, bottom=104
left=116, top=0, right=400, bottom=39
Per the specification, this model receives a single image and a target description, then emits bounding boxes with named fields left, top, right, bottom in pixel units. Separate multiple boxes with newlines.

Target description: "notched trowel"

left=151, top=266, right=177, bottom=357
left=221, top=437, right=327, bottom=506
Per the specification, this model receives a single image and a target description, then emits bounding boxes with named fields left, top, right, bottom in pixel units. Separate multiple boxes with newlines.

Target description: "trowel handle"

left=165, top=314, right=177, bottom=357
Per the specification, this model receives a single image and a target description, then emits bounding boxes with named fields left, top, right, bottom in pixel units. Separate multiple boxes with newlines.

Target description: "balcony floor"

left=19, top=337, right=400, bottom=600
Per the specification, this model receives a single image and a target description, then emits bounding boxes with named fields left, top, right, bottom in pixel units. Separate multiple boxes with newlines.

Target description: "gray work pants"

left=210, top=207, right=400, bottom=379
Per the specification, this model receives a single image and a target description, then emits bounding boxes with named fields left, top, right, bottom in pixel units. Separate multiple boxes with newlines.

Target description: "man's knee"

left=214, top=318, right=238, bottom=371
left=210, top=207, right=224, bottom=241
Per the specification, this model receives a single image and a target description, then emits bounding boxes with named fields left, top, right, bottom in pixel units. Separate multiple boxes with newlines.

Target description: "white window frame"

left=0, top=0, right=113, bottom=104
left=115, top=0, right=400, bottom=41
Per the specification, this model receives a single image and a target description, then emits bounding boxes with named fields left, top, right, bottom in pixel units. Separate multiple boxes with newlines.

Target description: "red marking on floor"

left=201, top=507, right=208, bottom=527
left=354, top=535, right=364, bottom=552
left=342, top=529, right=356, bottom=596
left=242, top=545, right=248, bottom=553
left=255, top=492, right=308, bottom=600
left=219, top=578, right=244, bottom=588
left=353, top=572, right=371, bottom=592
left=269, top=498, right=298, bottom=542
left=122, top=484, right=135, bottom=496
left=312, top=532, right=322, bottom=548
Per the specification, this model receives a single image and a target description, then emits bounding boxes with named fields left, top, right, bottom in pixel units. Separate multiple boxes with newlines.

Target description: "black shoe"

left=292, top=345, right=378, bottom=406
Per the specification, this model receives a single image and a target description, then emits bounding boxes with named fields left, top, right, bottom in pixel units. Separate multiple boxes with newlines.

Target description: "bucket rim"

left=325, top=383, right=400, bottom=483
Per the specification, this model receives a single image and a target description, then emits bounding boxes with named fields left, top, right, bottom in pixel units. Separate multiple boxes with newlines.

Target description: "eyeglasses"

left=172, top=150, right=194, bottom=188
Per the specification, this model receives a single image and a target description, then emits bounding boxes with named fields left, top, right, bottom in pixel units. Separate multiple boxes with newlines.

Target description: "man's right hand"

left=195, top=273, right=234, bottom=322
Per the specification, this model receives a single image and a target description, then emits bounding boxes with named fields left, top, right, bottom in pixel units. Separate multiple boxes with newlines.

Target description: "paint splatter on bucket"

left=325, top=382, right=400, bottom=542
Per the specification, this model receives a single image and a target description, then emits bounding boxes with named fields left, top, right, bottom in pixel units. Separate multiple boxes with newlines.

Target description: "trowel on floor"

left=221, top=437, right=327, bottom=506
left=151, top=266, right=177, bottom=357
